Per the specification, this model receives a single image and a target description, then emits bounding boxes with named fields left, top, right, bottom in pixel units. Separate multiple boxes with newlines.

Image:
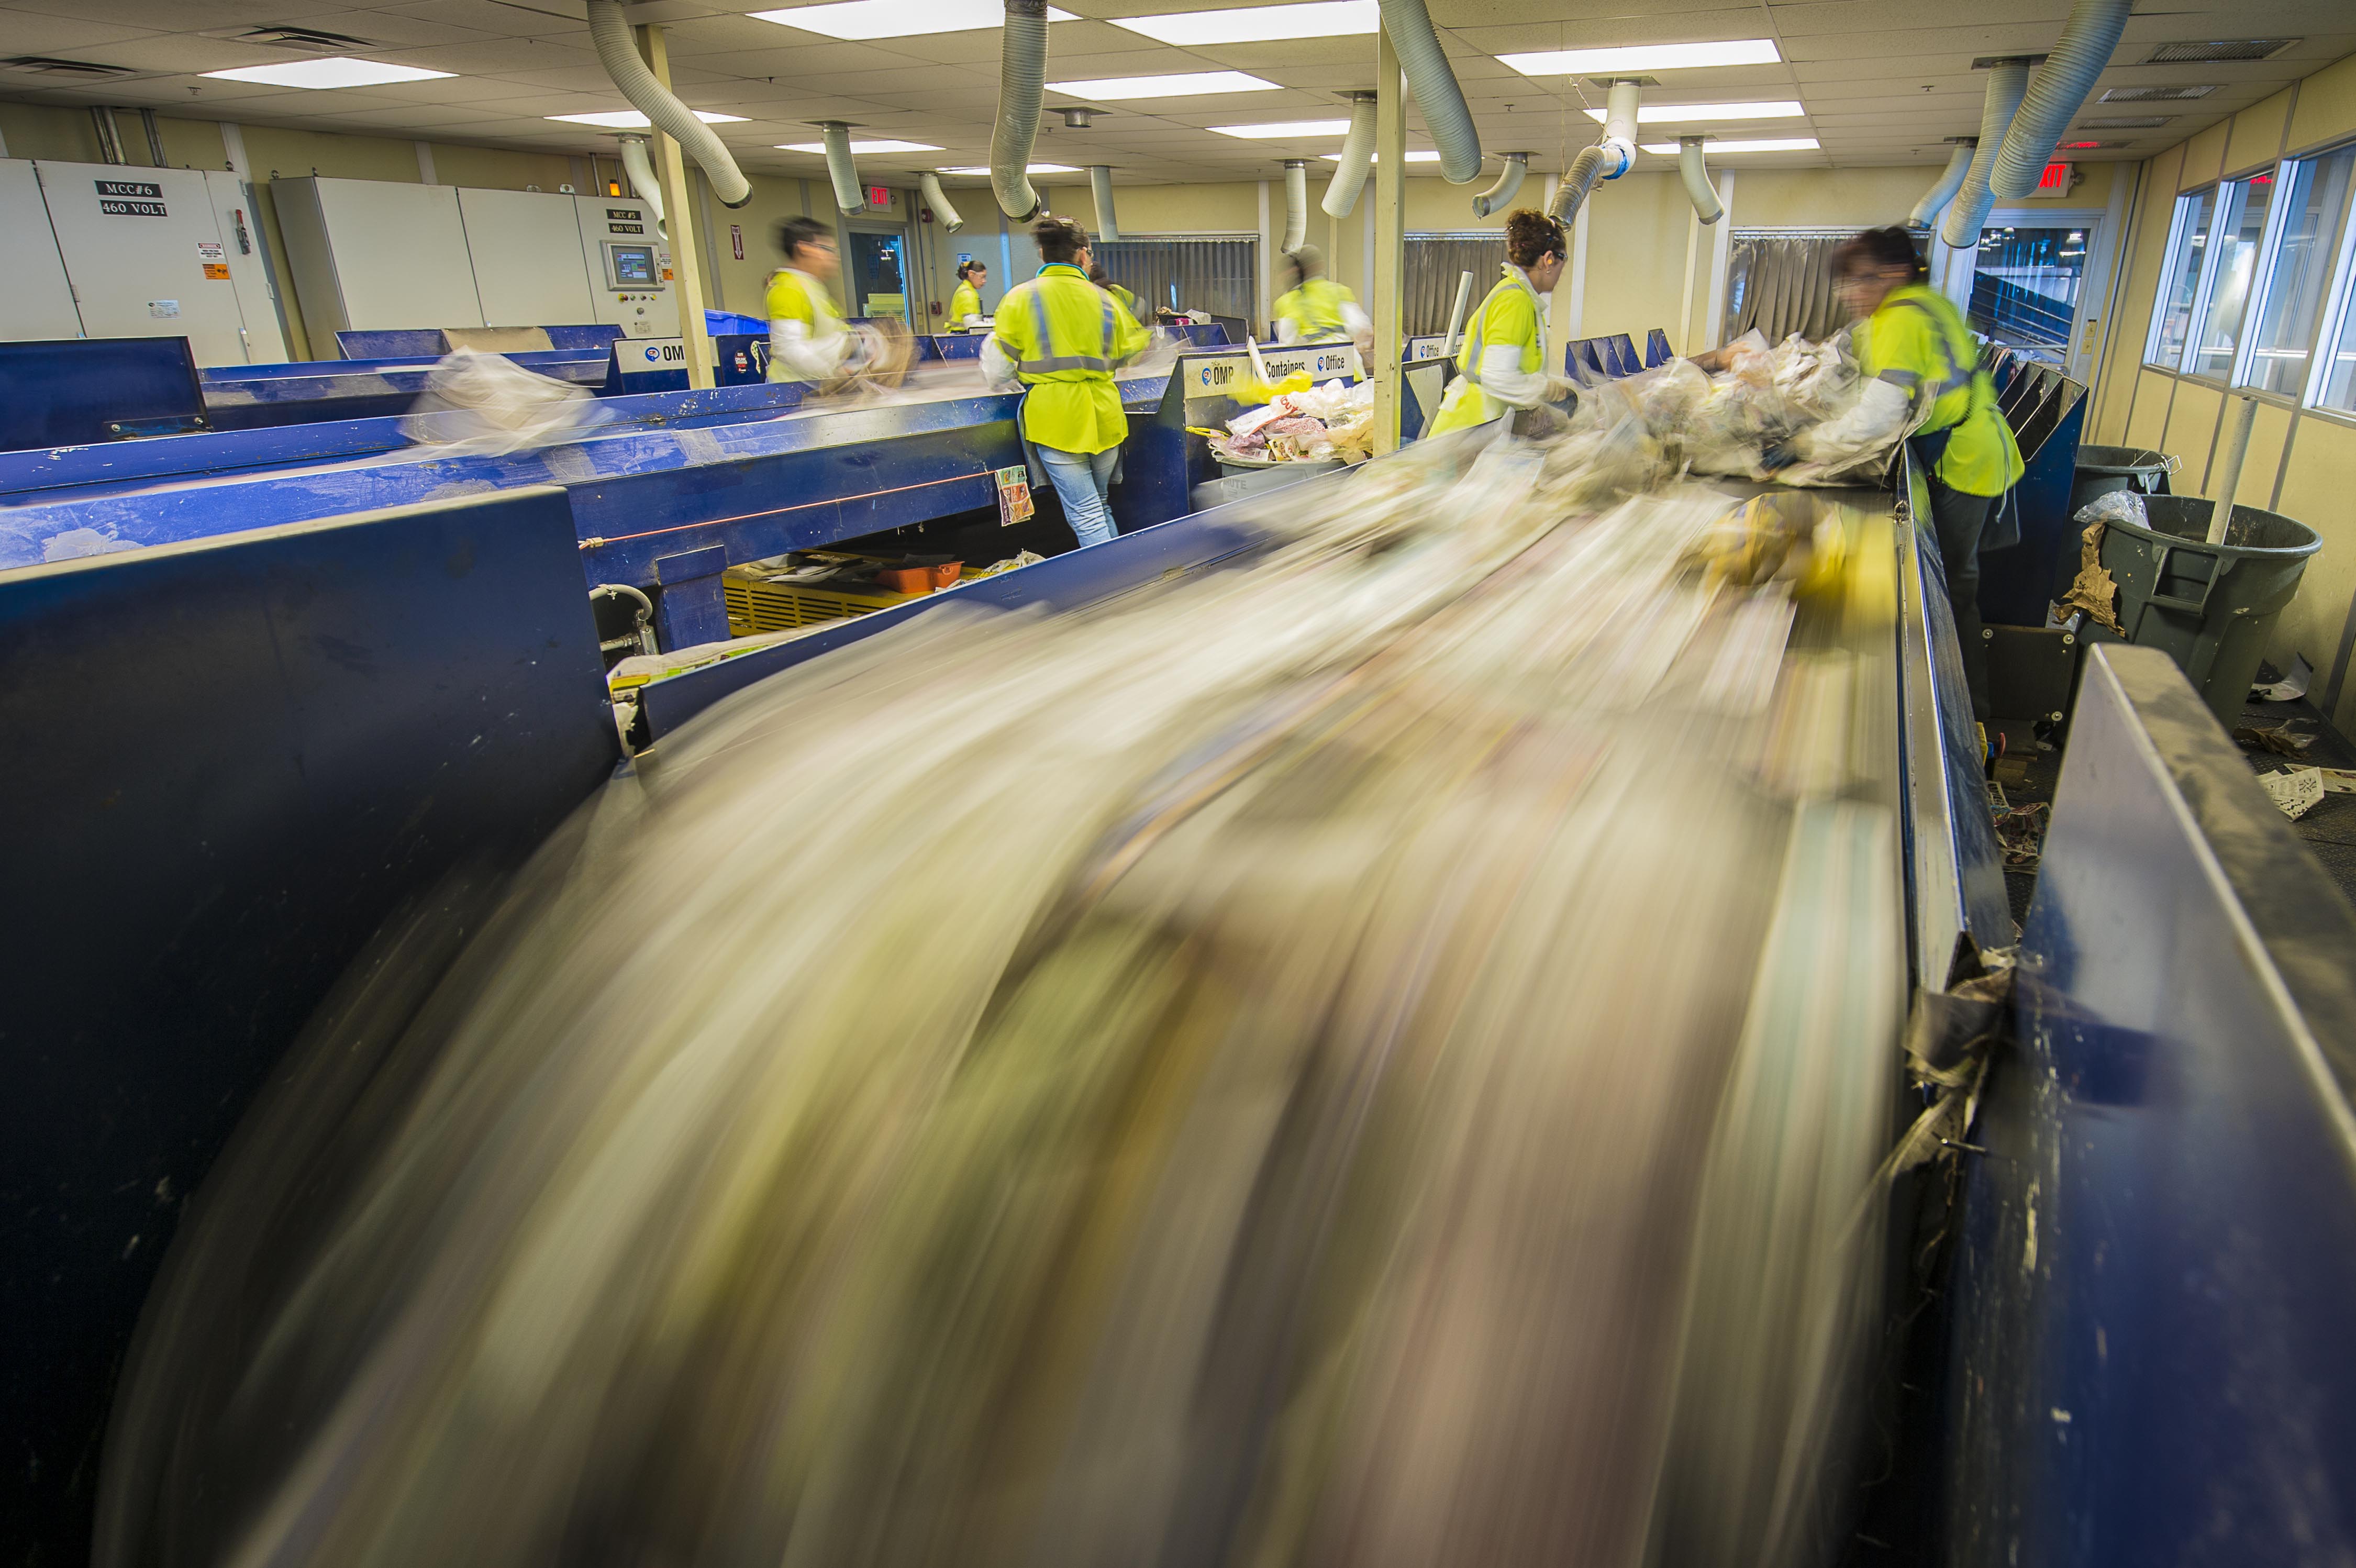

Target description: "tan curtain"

left=1725, top=231, right=1849, bottom=345
left=1404, top=233, right=1506, bottom=337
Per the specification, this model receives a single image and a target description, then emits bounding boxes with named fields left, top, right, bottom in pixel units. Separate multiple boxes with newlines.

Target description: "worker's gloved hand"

left=1757, top=439, right=1801, bottom=473
left=1542, top=375, right=1580, bottom=405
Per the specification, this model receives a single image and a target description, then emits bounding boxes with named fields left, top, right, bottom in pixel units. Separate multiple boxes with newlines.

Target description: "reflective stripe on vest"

left=1460, top=268, right=1542, bottom=389
left=1015, top=286, right=1117, bottom=375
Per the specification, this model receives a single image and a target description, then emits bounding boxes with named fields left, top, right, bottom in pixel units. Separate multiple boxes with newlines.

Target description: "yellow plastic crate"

left=723, top=562, right=925, bottom=637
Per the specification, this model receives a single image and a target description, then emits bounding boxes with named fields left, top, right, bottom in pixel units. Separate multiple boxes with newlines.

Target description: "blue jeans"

left=1038, top=445, right=1120, bottom=549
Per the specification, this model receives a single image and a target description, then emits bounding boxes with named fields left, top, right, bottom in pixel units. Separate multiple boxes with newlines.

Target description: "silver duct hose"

left=1374, top=0, right=1482, bottom=184
left=1908, top=141, right=1975, bottom=230
left=1549, top=83, right=1638, bottom=226
left=819, top=122, right=864, bottom=212
left=583, top=0, right=751, bottom=207
left=1942, top=59, right=2030, bottom=249
left=615, top=134, right=664, bottom=228
left=919, top=171, right=965, bottom=233
left=1320, top=92, right=1377, bottom=218
left=1679, top=137, right=1723, bottom=224
left=1471, top=151, right=1527, bottom=217
left=1089, top=164, right=1119, bottom=240
left=993, top=0, right=1048, bottom=220
left=1991, top=0, right=2131, bottom=198
left=1282, top=160, right=1309, bottom=253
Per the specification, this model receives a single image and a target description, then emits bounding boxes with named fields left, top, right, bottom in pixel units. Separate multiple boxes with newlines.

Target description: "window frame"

left=2177, top=173, right=2273, bottom=384
left=2293, top=140, right=2356, bottom=418
left=2227, top=153, right=2323, bottom=391
left=2144, top=188, right=2208, bottom=371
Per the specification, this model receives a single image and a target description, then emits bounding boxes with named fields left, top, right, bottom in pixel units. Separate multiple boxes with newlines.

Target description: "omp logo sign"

left=637, top=341, right=688, bottom=365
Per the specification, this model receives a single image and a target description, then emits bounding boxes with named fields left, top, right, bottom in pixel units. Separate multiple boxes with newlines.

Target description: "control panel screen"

left=608, top=243, right=658, bottom=287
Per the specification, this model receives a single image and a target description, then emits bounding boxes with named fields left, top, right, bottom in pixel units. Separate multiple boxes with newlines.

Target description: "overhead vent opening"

left=216, top=27, right=375, bottom=52
left=2143, top=39, right=2296, bottom=63
left=1, top=55, right=138, bottom=78
left=2098, top=84, right=2217, bottom=102
left=2082, top=114, right=2175, bottom=128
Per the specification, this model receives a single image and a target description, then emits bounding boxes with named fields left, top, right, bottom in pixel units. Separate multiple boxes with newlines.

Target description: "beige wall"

left=2083, top=48, right=2356, bottom=728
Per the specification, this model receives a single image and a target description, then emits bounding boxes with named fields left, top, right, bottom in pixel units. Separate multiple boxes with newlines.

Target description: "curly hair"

left=1032, top=214, right=1092, bottom=264
left=1503, top=209, right=1568, bottom=268
left=1831, top=225, right=1928, bottom=282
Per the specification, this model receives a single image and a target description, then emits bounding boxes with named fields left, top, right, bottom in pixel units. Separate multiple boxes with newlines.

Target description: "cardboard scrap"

left=2055, top=521, right=2125, bottom=637
left=2261, top=768, right=2326, bottom=820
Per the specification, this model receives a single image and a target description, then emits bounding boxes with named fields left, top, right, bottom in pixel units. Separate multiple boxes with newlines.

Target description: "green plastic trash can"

left=2069, top=444, right=2176, bottom=520
left=2087, top=495, right=2320, bottom=728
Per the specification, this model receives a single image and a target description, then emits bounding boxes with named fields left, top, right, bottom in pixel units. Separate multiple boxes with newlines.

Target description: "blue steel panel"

left=335, top=327, right=447, bottom=357
left=0, top=486, right=618, bottom=1565
left=0, top=382, right=809, bottom=509
left=1942, top=643, right=2356, bottom=1568
left=634, top=470, right=1300, bottom=738
left=1980, top=383, right=2087, bottom=629
left=0, top=338, right=206, bottom=451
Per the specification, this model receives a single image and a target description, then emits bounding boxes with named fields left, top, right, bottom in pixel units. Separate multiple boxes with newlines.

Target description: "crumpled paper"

left=2055, top=520, right=2125, bottom=636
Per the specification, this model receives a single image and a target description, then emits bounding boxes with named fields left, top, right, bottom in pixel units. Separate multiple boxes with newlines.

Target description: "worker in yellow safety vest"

left=947, top=259, right=989, bottom=330
left=1088, top=261, right=1144, bottom=325
left=1425, top=210, right=1581, bottom=437
left=765, top=217, right=868, bottom=388
left=982, top=215, right=1152, bottom=549
left=1767, top=225, right=2023, bottom=717
left=1272, top=245, right=1371, bottom=355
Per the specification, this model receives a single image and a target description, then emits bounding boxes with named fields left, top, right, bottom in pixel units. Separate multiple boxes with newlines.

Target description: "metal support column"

left=1371, top=28, right=1407, bottom=453
left=637, top=23, right=716, bottom=391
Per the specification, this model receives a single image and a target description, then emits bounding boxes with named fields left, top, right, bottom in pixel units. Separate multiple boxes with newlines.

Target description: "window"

left=2148, top=187, right=2216, bottom=368
left=2240, top=145, right=2356, bottom=397
left=1968, top=226, right=2087, bottom=348
left=2185, top=174, right=2273, bottom=378
left=2313, top=202, right=2356, bottom=412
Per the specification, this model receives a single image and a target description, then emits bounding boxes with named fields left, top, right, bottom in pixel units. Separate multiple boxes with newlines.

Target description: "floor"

left=1987, top=681, right=2356, bottom=942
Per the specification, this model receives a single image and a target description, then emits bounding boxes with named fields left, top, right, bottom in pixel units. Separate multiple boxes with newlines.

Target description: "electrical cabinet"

left=0, top=160, right=82, bottom=342
left=458, top=186, right=596, bottom=328
left=275, top=176, right=485, bottom=344
left=32, top=160, right=285, bottom=366
left=574, top=194, right=678, bottom=338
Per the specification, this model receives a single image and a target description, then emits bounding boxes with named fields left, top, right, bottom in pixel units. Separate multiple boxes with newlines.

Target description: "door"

left=460, top=187, right=595, bottom=328
left=36, top=160, right=251, bottom=365
left=202, top=171, right=287, bottom=363
left=0, top=160, right=82, bottom=341
left=847, top=227, right=910, bottom=320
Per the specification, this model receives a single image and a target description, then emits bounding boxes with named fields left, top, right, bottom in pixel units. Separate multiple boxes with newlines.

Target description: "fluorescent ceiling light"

left=201, top=57, right=454, bottom=89
left=549, top=109, right=748, bottom=127
left=1319, top=150, right=1441, bottom=162
left=1047, top=71, right=1278, bottom=99
left=1114, top=0, right=1378, bottom=46
left=1499, top=39, right=1779, bottom=75
left=781, top=138, right=941, bottom=153
left=939, top=163, right=1081, bottom=174
left=1210, top=119, right=1353, bottom=138
left=1639, top=137, right=1819, bottom=154
left=751, top=0, right=1074, bottom=38
left=1586, top=99, right=1802, bottom=124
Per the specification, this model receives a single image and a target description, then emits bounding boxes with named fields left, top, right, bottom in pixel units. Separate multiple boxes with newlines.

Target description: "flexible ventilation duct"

left=1090, top=164, right=1119, bottom=240
left=615, top=134, right=664, bottom=228
left=1991, top=0, right=2131, bottom=198
left=1471, top=152, right=1527, bottom=217
left=1375, top=0, right=1482, bottom=184
left=819, top=122, right=864, bottom=213
left=919, top=171, right=965, bottom=233
left=1282, top=160, right=1309, bottom=253
left=1320, top=92, right=1377, bottom=218
left=1679, top=137, right=1723, bottom=224
left=1908, top=141, right=1974, bottom=230
left=1942, top=59, right=2029, bottom=249
left=1549, top=80, right=1639, bottom=226
left=993, top=0, right=1049, bottom=220
left=583, top=0, right=750, bottom=207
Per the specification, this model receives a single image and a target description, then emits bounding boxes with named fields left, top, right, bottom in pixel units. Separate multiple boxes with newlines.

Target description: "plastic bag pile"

left=1208, top=377, right=1377, bottom=465
left=101, top=428, right=1909, bottom=1568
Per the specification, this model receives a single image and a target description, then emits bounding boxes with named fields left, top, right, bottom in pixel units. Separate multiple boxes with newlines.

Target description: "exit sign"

left=2037, top=160, right=2073, bottom=191
left=865, top=184, right=890, bottom=208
